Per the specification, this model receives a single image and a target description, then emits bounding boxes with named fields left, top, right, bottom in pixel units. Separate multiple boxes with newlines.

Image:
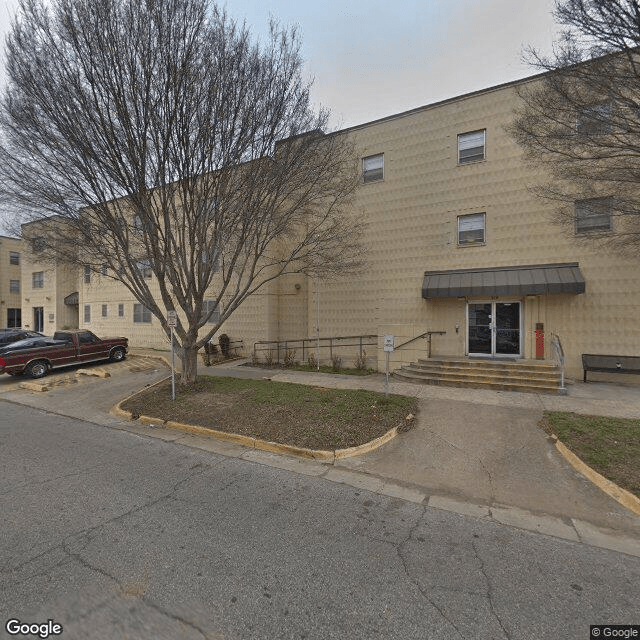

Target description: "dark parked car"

left=0, top=329, right=44, bottom=346
left=0, top=336, right=68, bottom=356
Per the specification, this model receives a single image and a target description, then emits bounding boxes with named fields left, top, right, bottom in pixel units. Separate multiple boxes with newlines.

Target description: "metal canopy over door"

left=468, top=301, right=521, bottom=357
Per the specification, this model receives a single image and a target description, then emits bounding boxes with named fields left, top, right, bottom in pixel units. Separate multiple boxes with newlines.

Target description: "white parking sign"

left=383, top=334, right=395, bottom=352
left=167, top=310, right=177, bottom=328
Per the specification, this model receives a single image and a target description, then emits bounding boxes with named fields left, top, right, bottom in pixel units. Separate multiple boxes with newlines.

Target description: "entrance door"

left=468, top=302, right=521, bottom=357
left=33, top=307, right=44, bottom=333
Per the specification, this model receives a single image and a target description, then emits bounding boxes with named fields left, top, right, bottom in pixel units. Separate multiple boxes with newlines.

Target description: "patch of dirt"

left=122, top=378, right=417, bottom=450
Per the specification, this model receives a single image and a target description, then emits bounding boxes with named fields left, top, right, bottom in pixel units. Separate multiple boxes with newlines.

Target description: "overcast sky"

left=0, top=0, right=560, bottom=129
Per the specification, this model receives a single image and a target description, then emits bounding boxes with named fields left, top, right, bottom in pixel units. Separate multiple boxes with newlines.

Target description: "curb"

left=551, top=435, right=640, bottom=516
left=111, top=378, right=399, bottom=462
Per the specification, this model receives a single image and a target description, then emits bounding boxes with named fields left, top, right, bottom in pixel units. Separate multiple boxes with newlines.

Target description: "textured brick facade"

left=17, top=74, right=640, bottom=382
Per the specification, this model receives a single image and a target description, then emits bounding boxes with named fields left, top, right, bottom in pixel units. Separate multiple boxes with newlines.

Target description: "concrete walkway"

left=3, top=350, right=640, bottom=556
left=131, top=351, right=640, bottom=532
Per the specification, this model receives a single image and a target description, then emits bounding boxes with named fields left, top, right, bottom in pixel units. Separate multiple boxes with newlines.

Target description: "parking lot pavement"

left=0, top=356, right=169, bottom=427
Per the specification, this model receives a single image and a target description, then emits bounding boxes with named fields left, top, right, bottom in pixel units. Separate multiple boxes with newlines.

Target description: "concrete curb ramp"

left=111, top=379, right=400, bottom=462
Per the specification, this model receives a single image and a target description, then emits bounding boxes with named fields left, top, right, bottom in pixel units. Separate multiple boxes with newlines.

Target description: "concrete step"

left=408, top=363, right=561, bottom=383
left=393, top=368, right=566, bottom=394
left=417, top=357, right=559, bottom=372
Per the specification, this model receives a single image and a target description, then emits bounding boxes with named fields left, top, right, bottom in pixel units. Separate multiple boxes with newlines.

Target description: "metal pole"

left=316, top=278, right=320, bottom=370
left=385, top=351, right=390, bottom=396
left=170, top=326, right=176, bottom=401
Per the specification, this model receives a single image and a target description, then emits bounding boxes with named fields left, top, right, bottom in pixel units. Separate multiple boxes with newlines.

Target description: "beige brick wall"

left=20, top=75, right=640, bottom=383
left=298, top=81, right=640, bottom=381
left=0, top=236, right=22, bottom=327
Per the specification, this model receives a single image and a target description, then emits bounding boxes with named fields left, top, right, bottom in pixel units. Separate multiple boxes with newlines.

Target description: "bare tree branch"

left=0, top=0, right=364, bottom=383
left=510, top=0, right=640, bottom=252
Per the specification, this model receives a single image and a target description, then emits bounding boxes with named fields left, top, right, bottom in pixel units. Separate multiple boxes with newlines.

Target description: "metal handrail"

left=550, top=333, right=566, bottom=390
left=395, top=331, right=446, bottom=358
left=254, top=334, right=377, bottom=364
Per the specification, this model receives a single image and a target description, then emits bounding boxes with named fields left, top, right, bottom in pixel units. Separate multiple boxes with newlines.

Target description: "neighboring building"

left=0, top=235, right=23, bottom=328
left=20, top=220, right=79, bottom=333
left=21, top=71, right=640, bottom=383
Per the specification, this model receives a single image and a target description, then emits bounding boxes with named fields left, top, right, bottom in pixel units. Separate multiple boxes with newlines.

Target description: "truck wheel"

left=25, top=360, right=49, bottom=379
left=110, top=347, right=126, bottom=362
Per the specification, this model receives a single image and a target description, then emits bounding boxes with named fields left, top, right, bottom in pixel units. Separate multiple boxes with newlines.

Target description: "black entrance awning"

left=422, top=263, right=585, bottom=299
left=64, top=291, right=79, bottom=305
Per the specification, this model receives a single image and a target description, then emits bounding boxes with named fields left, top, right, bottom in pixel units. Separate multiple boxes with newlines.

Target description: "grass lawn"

left=122, top=375, right=417, bottom=450
left=542, top=411, right=640, bottom=498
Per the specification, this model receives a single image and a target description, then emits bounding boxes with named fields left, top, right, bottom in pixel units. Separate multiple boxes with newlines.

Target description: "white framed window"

left=458, top=130, right=486, bottom=164
left=84, top=265, right=91, bottom=284
left=362, top=153, right=384, bottom=183
left=576, top=103, right=611, bottom=135
left=575, top=197, right=612, bottom=233
left=118, top=303, right=124, bottom=317
left=10, top=280, right=20, bottom=293
left=32, top=272, right=44, bottom=288
left=9, top=251, right=20, bottom=265
left=458, top=213, right=486, bottom=245
left=133, top=304, right=152, bottom=323
left=84, top=305, right=91, bottom=323
left=136, top=260, right=152, bottom=279
left=101, top=304, right=108, bottom=317
left=202, top=300, right=220, bottom=324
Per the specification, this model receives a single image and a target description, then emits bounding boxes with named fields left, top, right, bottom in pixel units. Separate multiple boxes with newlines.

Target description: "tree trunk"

left=180, top=345, right=199, bottom=385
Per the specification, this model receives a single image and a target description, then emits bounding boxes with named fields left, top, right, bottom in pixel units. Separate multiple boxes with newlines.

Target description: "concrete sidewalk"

left=4, top=350, right=640, bottom=556
left=132, top=351, right=640, bottom=529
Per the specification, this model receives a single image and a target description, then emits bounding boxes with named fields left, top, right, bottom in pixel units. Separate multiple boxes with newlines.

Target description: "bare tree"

left=0, top=0, right=364, bottom=384
left=510, top=0, right=640, bottom=250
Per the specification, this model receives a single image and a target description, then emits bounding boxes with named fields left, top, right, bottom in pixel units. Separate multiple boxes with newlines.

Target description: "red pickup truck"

left=0, top=330, right=128, bottom=379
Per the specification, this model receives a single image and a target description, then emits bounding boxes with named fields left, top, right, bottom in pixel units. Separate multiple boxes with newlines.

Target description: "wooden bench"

left=582, top=354, right=640, bottom=382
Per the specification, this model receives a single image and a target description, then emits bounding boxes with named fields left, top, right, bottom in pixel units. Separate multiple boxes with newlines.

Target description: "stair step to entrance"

left=393, top=356, right=565, bottom=394
left=418, top=357, right=558, bottom=372
left=394, top=369, right=566, bottom=394
left=401, top=364, right=561, bottom=385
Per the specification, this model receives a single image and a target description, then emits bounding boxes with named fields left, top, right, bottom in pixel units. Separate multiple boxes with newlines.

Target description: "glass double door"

left=468, top=302, right=521, bottom=357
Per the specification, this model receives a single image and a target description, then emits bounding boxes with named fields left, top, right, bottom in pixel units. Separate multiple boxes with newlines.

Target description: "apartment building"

left=20, top=221, right=79, bottom=333
left=22, top=72, right=640, bottom=382
left=0, top=235, right=22, bottom=328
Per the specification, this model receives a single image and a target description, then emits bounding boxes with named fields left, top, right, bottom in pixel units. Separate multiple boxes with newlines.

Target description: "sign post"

left=383, top=334, right=395, bottom=396
left=167, top=310, right=177, bottom=401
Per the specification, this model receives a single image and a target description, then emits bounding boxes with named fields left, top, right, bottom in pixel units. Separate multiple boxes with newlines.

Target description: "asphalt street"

left=1, top=401, right=639, bottom=640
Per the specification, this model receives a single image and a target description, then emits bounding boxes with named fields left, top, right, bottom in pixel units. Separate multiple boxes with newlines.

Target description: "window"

left=201, top=249, right=220, bottom=272
left=32, top=272, right=44, bottom=288
left=31, top=237, right=45, bottom=253
left=577, top=103, right=611, bottom=135
left=136, top=260, right=152, bottom=279
left=78, top=331, right=98, bottom=344
left=84, top=265, right=91, bottom=284
left=102, top=304, right=108, bottom=318
left=9, top=251, right=20, bottom=265
left=118, top=303, right=124, bottom=317
left=362, top=153, right=384, bottom=183
left=10, top=280, right=20, bottom=293
left=202, top=300, right=220, bottom=324
left=133, top=304, right=152, bottom=323
left=101, top=264, right=108, bottom=277
left=84, top=305, right=91, bottom=323
left=575, top=197, right=612, bottom=233
left=133, top=215, right=150, bottom=233
left=7, top=308, right=21, bottom=328
left=458, top=130, right=486, bottom=164
left=458, top=213, right=486, bottom=245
